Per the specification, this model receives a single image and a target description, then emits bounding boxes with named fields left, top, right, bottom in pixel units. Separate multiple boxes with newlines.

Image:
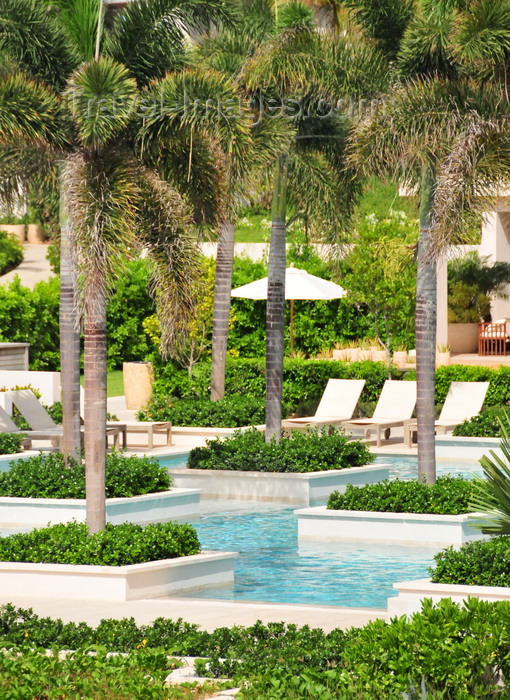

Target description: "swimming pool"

left=163, top=454, right=483, bottom=609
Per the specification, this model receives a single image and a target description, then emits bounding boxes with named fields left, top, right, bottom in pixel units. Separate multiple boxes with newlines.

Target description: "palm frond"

left=343, top=0, right=414, bottom=59
left=65, top=149, right=138, bottom=317
left=65, top=57, right=138, bottom=149
left=397, top=4, right=457, bottom=79
left=0, top=0, right=77, bottom=89
left=49, top=0, right=103, bottom=62
left=432, top=118, right=510, bottom=253
left=105, top=0, right=234, bottom=87
left=136, top=170, right=201, bottom=355
left=0, top=71, right=67, bottom=149
left=469, top=414, right=510, bottom=535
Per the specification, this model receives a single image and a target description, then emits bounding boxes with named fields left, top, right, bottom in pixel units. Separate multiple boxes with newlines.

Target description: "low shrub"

left=0, top=645, right=187, bottom=700
left=187, top=428, right=374, bottom=473
left=0, top=229, right=23, bottom=275
left=1, top=598, right=509, bottom=698
left=430, top=536, right=510, bottom=587
left=453, top=406, right=510, bottom=437
left=327, top=476, right=474, bottom=514
left=0, top=433, right=25, bottom=455
left=0, top=520, right=200, bottom=565
left=138, top=394, right=268, bottom=427
left=0, top=451, right=172, bottom=498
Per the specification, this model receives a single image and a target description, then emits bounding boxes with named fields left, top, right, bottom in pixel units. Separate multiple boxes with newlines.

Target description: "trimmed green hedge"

left=453, top=406, right=510, bottom=437
left=187, top=427, right=374, bottom=473
left=430, top=536, right=510, bottom=587
left=138, top=394, right=269, bottom=427
left=0, top=521, right=200, bottom=566
left=327, top=476, right=474, bottom=514
left=0, top=451, right=172, bottom=498
left=0, top=433, right=25, bottom=455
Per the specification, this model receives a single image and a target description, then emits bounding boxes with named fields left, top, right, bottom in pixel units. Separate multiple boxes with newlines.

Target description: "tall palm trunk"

left=210, top=221, right=235, bottom=401
left=84, top=277, right=107, bottom=533
left=416, top=167, right=437, bottom=484
left=266, top=156, right=288, bottom=442
left=59, top=166, right=81, bottom=459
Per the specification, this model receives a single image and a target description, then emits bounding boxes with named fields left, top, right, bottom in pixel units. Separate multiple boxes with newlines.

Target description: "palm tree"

left=349, top=0, right=510, bottom=482
left=242, top=2, right=388, bottom=440
left=0, top=0, right=233, bottom=532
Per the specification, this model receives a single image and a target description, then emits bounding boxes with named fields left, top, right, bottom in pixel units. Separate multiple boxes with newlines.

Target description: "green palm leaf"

left=106, top=0, right=234, bottom=87
left=469, top=415, right=510, bottom=535
left=66, top=57, right=138, bottom=149
left=0, top=0, right=77, bottom=89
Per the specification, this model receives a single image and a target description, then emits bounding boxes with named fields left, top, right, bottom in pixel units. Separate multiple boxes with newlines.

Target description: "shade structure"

left=231, top=266, right=347, bottom=354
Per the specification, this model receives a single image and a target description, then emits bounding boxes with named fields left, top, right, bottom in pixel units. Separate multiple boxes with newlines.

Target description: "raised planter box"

left=167, top=464, right=390, bottom=505
left=0, top=550, right=237, bottom=601
left=295, top=507, right=486, bottom=546
left=388, top=577, right=510, bottom=617
left=0, top=488, right=201, bottom=527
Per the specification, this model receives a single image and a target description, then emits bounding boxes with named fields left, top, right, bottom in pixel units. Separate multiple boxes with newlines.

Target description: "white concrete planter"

left=167, top=464, right=390, bottom=505
left=0, top=550, right=237, bottom=601
left=0, top=489, right=201, bottom=527
left=296, top=507, right=486, bottom=546
left=388, top=577, right=510, bottom=617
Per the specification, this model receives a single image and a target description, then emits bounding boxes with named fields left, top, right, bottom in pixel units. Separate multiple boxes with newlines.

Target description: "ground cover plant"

left=0, top=598, right=509, bottom=697
left=327, top=476, right=473, bottom=514
left=187, top=428, right=374, bottom=473
left=0, top=521, right=200, bottom=566
left=0, top=433, right=25, bottom=455
left=430, top=536, right=510, bottom=587
left=0, top=451, right=171, bottom=498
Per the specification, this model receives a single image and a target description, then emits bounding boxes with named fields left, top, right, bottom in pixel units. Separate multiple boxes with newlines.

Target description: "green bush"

left=0, top=229, right=23, bottom=275
left=453, top=406, right=510, bottom=437
left=138, top=393, right=268, bottom=427
left=0, top=520, right=200, bottom=565
left=187, top=427, right=375, bottom=473
left=147, top=357, right=406, bottom=424
left=406, top=364, right=510, bottom=407
left=430, top=536, right=510, bottom=587
left=0, top=433, right=25, bottom=455
left=0, top=645, right=187, bottom=700
left=1, top=598, right=509, bottom=698
left=0, top=277, right=60, bottom=370
left=327, top=476, right=474, bottom=514
left=0, top=451, right=172, bottom=498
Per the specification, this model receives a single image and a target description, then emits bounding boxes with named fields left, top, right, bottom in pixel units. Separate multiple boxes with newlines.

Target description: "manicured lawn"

left=80, top=370, right=124, bottom=398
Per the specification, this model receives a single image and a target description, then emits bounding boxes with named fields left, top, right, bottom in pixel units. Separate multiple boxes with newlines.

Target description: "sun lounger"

left=282, top=378, right=366, bottom=430
left=0, top=403, right=68, bottom=449
left=342, top=380, right=417, bottom=447
left=6, top=389, right=125, bottom=448
left=403, top=381, right=489, bottom=447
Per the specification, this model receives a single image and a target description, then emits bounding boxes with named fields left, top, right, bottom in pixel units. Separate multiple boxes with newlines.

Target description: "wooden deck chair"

left=342, top=380, right=417, bottom=447
left=404, top=381, right=489, bottom=447
left=282, top=379, right=366, bottom=431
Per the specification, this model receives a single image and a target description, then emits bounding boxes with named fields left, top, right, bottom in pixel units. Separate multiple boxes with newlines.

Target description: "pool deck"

left=7, top=397, right=459, bottom=633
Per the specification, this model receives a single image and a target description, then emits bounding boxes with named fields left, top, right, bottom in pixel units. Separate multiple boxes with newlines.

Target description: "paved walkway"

left=0, top=244, right=54, bottom=289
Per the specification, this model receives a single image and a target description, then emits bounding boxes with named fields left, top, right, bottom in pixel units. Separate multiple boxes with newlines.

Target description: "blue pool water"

left=162, top=454, right=482, bottom=609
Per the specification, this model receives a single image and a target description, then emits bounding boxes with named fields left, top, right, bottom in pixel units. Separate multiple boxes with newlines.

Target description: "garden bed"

left=0, top=521, right=237, bottom=601
left=0, top=551, right=237, bottom=601
left=388, top=578, right=510, bottom=616
left=167, top=464, right=390, bottom=505
left=296, top=507, right=485, bottom=546
left=0, top=488, right=201, bottom=526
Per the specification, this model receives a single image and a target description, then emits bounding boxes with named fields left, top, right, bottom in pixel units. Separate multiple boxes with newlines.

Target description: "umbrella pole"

left=290, top=299, right=294, bottom=356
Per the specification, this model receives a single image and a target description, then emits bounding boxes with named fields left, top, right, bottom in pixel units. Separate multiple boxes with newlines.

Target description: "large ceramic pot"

left=448, top=323, right=478, bottom=354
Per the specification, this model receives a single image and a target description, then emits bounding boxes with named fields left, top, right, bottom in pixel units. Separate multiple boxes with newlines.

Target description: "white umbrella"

left=231, top=265, right=347, bottom=354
